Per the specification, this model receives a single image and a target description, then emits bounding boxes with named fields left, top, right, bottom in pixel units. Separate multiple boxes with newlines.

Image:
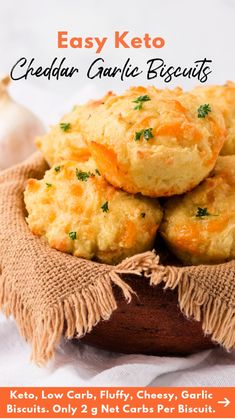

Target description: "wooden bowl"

left=81, top=275, right=215, bottom=355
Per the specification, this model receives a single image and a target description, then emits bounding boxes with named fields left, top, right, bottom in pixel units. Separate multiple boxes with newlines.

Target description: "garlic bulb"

left=0, top=75, right=45, bottom=170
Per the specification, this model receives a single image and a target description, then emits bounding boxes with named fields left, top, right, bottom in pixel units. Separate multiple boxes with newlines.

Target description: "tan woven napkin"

left=0, top=152, right=234, bottom=364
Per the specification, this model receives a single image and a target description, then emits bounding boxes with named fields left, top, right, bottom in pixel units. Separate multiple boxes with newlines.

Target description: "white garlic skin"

left=0, top=76, right=45, bottom=170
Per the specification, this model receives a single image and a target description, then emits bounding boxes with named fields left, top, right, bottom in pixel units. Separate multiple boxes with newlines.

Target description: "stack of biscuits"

left=24, top=82, right=235, bottom=266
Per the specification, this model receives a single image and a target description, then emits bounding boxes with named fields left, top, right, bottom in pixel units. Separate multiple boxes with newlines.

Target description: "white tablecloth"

left=0, top=314, right=235, bottom=387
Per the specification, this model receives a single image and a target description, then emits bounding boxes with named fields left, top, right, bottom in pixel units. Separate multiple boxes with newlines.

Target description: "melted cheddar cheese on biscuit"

left=191, top=81, right=235, bottom=155
left=160, top=156, right=235, bottom=265
left=79, top=86, right=226, bottom=197
left=35, top=94, right=114, bottom=166
left=24, top=159, right=163, bottom=264
left=35, top=106, right=90, bottom=166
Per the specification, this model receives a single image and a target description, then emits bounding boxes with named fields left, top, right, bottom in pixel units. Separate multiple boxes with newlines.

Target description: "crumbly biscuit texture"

left=191, top=81, right=235, bottom=155
left=160, top=156, right=235, bottom=265
left=79, top=86, right=226, bottom=197
left=35, top=93, right=115, bottom=166
left=35, top=106, right=90, bottom=166
left=24, top=159, right=163, bottom=264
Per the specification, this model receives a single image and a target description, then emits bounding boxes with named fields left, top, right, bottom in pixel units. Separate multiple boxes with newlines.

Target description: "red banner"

left=0, top=387, right=234, bottom=418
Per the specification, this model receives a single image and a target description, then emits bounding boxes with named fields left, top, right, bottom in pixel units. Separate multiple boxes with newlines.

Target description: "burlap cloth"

left=0, top=152, right=234, bottom=364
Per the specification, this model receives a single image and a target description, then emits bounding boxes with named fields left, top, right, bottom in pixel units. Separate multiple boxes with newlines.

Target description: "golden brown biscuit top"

left=24, top=159, right=163, bottom=264
left=192, top=81, right=235, bottom=120
left=160, top=156, right=235, bottom=264
left=81, top=85, right=225, bottom=153
left=191, top=81, right=235, bottom=155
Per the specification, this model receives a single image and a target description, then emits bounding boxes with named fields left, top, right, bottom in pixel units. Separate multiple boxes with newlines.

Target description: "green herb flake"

left=54, top=166, right=61, bottom=173
left=46, top=182, right=52, bottom=188
left=76, top=169, right=91, bottom=182
left=134, top=128, right=154, bottom=141
left=143, top=128, right=154, bottom=141
left=134, top=131, right=143, bottom=141
left=197, top=104, right=211, bottom=118
left=60, top=122, right=71, bottom=132
left=68, top=231, right=77, bottom=240
left=101, top=201, right=109, bottom=213
left=196, top=207, right=211, bottom=218
left=140, top=212, right=146, bottom=218
left=133, top=95, right=151, bottom=110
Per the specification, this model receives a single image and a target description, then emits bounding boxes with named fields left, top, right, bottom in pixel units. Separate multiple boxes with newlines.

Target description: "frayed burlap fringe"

left=0, top=269, right=134, bottom=365
left=118, top=251, right=235, bottom=351
left=1, top=249, right=234, bottom=364
left=0, top=153, right=234, bottom=364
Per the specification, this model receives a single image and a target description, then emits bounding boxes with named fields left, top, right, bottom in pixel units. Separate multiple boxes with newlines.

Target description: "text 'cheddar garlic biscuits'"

left=160, top=156, right=235, bottom=265
left=80, top=86, right=226, bottom=197
left=191, top=81, right=235, bottom=155
left=24, top=159, right=163, bottom=265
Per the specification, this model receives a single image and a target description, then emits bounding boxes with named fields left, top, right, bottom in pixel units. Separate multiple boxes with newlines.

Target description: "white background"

left=0, top=0, right=235, bottom=387
left=1, top=0, right=235, bottom=122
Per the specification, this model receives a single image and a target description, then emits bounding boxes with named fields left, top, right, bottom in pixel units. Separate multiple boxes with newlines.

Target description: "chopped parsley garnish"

left=141, top=212, right=146, bottom=218
left=101, top=201, right=109, bottom=212
left=68, top=231, right=77, bottom=240
left=134, top=131, right=143, bottom=141
left=196, top=207, right=210, bottom=218
left=197, top=104, right=211, bottom=118
left=60, top=122, right=71, bottom=132
left=134, top=128, right=154, bottom=141
left=75, top=168, right=99, bottom=181
left=46, top=182, right=52, bottom=187
left=76, top=169, right=91, bottom=182
left=143, top=128, right=154, bottom=140
left=133, top=95, right=151, bottom=110
left=54, top=166, right=61, bottom=173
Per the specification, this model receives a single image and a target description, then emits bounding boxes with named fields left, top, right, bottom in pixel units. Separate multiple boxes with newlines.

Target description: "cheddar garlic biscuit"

left=160, top=156, right=235, bottom=265
left=24, top=159, right=162, bottom=265
left=35, top=106, right=90, bottom=166
left=80, top=86, right=226, bottom=197
left=35, top=93, right=111, bottom=166
left=191, top=81, right=235, bottom=155
left=35, top=92, right=115, bottom=166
